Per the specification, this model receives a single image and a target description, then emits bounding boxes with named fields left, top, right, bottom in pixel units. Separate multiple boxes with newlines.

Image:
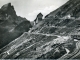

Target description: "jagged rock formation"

left=1, top=0, right=80, bottom=59
left=0, top=3, right=17, bottom=20
left=34, top=13, right=43, bottom=25
left=0, top=3, right=32, bottom=49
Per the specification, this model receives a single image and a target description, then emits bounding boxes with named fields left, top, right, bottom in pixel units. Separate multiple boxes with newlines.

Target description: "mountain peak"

left=0, top=3, right=16, bottom=17
left=1, top=3, right=13, bottom=11
left=37, top=13, right=43, bottom=17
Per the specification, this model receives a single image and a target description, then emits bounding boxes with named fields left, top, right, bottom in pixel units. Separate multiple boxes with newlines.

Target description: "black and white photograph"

left=0, top=0, right=80, bottom=59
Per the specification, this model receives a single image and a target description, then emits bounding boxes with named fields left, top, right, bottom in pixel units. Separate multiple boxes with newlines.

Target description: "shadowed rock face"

left=0, top=3, right=32, bottom=49
left=0, top=3, right=17, bottom=20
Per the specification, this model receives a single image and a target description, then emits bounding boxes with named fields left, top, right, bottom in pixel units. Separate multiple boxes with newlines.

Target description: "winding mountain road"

left=59, top=41, right=80, bottom=59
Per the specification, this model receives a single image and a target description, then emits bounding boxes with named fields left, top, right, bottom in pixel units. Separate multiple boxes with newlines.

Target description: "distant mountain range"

left=0, top=0, right=80, bottom=59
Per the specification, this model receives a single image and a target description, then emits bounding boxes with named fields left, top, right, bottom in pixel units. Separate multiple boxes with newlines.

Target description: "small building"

left=34, top=13, right=43, bottom=25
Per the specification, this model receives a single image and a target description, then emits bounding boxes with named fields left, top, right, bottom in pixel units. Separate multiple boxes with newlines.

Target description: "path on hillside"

left=59, top=41, right=80, bottom=59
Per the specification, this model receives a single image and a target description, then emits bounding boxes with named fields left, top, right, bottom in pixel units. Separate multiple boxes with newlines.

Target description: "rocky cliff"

left=0, top=3, right=32, bottom=49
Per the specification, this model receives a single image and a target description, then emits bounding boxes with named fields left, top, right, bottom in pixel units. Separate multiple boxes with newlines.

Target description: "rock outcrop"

left=34, top=13, right=43, bottom=25
left=0, top=3, right=32, bottom=49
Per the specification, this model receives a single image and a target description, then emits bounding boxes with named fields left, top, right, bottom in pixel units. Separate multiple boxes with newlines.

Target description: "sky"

left=0, top=0, right=68, bottom=21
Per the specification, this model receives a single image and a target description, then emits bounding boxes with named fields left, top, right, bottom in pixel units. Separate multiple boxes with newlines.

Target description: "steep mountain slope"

left=46, top=0, right=80, bottom=18
left=0, top=32, right=75, bottom=59
left=0, top=3, right=32, bottom=49
left=29, top=0, right=80, bottom=36
left=0, top=0, right=80, bottom=59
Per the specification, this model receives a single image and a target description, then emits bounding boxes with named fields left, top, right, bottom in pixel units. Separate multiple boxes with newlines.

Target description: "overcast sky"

left=0, top=0, right=68, bottom=21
